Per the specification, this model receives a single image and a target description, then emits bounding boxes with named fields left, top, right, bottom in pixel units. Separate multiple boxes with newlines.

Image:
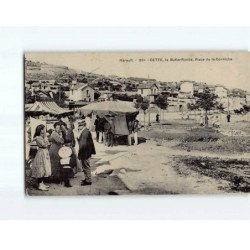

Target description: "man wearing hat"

left=109, top=116, right=115, bottom=147
left=77, top=119, right=96, bottom=186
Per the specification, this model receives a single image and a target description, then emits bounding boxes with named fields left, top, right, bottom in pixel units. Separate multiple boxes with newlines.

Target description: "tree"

left=94, top=92, right=101, bottom=100
left=155, top=94, right=168, bottom=121
left=187, top=103, right=196, bottom=111
left=217, top=103, right=225, bottom=112
left=155, top=94, right=168, bottom=110
left=194, top=88, right=219, bottom=127
left=112, top=93, right=132, bottom=102
left=140, top=98, right=150, bottom=130
left=56, top=73, right=75, bottom=83
left=25, top=89, right=35, bottom=104
left=53, top=91, right=67, bottom=106
left=133, top=95, right=143, bottom=107
left=243, top=104, right=250, bottom=112
left=112, top=93, right=143, bottom=103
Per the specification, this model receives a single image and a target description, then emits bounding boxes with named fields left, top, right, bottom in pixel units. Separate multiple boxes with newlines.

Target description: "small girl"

left=32, top=124, right=51, bottom=191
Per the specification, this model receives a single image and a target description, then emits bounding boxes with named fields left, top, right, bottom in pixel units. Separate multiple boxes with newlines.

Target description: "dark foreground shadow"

left=114, top=135, right=147, bottom=145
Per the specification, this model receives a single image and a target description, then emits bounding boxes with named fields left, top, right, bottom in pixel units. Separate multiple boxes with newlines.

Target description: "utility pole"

left=144, top=110, right=146, bottom=130
left=148, top=108, right=151, bottom=126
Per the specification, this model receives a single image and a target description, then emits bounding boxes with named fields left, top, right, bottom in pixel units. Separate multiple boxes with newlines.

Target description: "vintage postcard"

left=24, top=51, right=250, bottom=195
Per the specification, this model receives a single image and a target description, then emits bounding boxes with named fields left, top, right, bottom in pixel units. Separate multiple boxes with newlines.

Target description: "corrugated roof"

left=26, top=101, right=73, bottom=115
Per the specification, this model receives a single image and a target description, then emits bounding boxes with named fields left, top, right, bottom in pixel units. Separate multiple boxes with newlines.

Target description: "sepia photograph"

left=24, top=51, right=250, bottom=195
left=2, top=4, right=250, bottom=250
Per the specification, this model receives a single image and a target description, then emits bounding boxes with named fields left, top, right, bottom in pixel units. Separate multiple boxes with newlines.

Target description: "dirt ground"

left=26, top=117, right=250, bottom=195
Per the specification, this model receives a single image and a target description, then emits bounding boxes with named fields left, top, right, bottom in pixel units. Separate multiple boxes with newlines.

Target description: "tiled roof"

left=72, top=83, right=89, bottom=90
left=137, top=83, right=158, bottom=89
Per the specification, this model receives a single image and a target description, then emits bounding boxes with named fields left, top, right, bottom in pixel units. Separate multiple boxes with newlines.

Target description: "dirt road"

left=93, top=135, right=250, bottom=194
left=100, top=141, right=231, bottom=194
left=27, top=121, right=250, bottom=195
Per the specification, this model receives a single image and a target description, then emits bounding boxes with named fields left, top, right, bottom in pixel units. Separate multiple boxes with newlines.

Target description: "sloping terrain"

left=25, top=61, right=79, bottom=81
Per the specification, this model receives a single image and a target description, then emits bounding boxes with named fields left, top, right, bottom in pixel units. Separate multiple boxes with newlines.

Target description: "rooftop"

left=72, top=83, right=92, bottom=91
left=137, top=83, right=158, bottom=89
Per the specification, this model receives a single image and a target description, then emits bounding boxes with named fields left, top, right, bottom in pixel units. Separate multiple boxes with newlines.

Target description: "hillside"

left=24, top=60, right=248, bottom=97
left=25, top=60, right=79, bottom=81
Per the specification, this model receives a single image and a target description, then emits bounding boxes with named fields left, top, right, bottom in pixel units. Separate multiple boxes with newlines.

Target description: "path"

left=93, top=139, right=249, bottom=194
left=27, top=135, right=249, bottom=195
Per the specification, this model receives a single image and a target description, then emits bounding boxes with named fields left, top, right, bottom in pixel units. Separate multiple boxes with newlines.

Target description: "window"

left=86, top=89, right=90, bottom=97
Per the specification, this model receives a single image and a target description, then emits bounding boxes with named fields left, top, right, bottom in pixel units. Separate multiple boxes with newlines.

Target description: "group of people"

left=30, top=119, right=96, bottom=191
left=94, top=115, right=140, bottom=147
left=94, top=115, right=116, bottom=147
left=28, top=113, right=141, bottom=191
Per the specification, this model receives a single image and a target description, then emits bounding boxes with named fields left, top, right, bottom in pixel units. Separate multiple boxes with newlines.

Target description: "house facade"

left=137, top=83, right=159, bottom=97
left=214, top=86, right=228, bottom=98
left=179, top=81, right=194, bottom=96
left=69, top=84, right=94, bottom=102
left=30, top=82, right=41, bottom=92
left=219, top=96, right=246, bottom=111
left=246, top=92, right=250, bottom=105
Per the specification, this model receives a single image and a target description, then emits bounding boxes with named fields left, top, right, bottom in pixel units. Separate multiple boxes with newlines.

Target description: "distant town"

left=25, top=59, right=250, bottom=113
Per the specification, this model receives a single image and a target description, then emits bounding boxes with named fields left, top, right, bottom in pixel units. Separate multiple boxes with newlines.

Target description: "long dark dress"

left=49, top=131, right=64, bottom=182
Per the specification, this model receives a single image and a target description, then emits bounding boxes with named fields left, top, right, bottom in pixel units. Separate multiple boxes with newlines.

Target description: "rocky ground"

left=26, top=118, right=250, bottom=195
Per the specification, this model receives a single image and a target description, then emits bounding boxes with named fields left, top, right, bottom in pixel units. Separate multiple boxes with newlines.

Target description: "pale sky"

left=26, top=52, right=250, bottom=91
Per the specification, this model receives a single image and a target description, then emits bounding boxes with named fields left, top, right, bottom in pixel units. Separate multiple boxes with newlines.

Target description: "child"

left=58, top=146, right=75, bottom=188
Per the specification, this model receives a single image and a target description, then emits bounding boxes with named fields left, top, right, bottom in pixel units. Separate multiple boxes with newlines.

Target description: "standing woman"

left=32, top=124, right=51, bottom=191
left=61, top=121, right=76, bottom=148
left=49, top=122, right=64, bottom=183
left=61, top=121, right=77, bottom=174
